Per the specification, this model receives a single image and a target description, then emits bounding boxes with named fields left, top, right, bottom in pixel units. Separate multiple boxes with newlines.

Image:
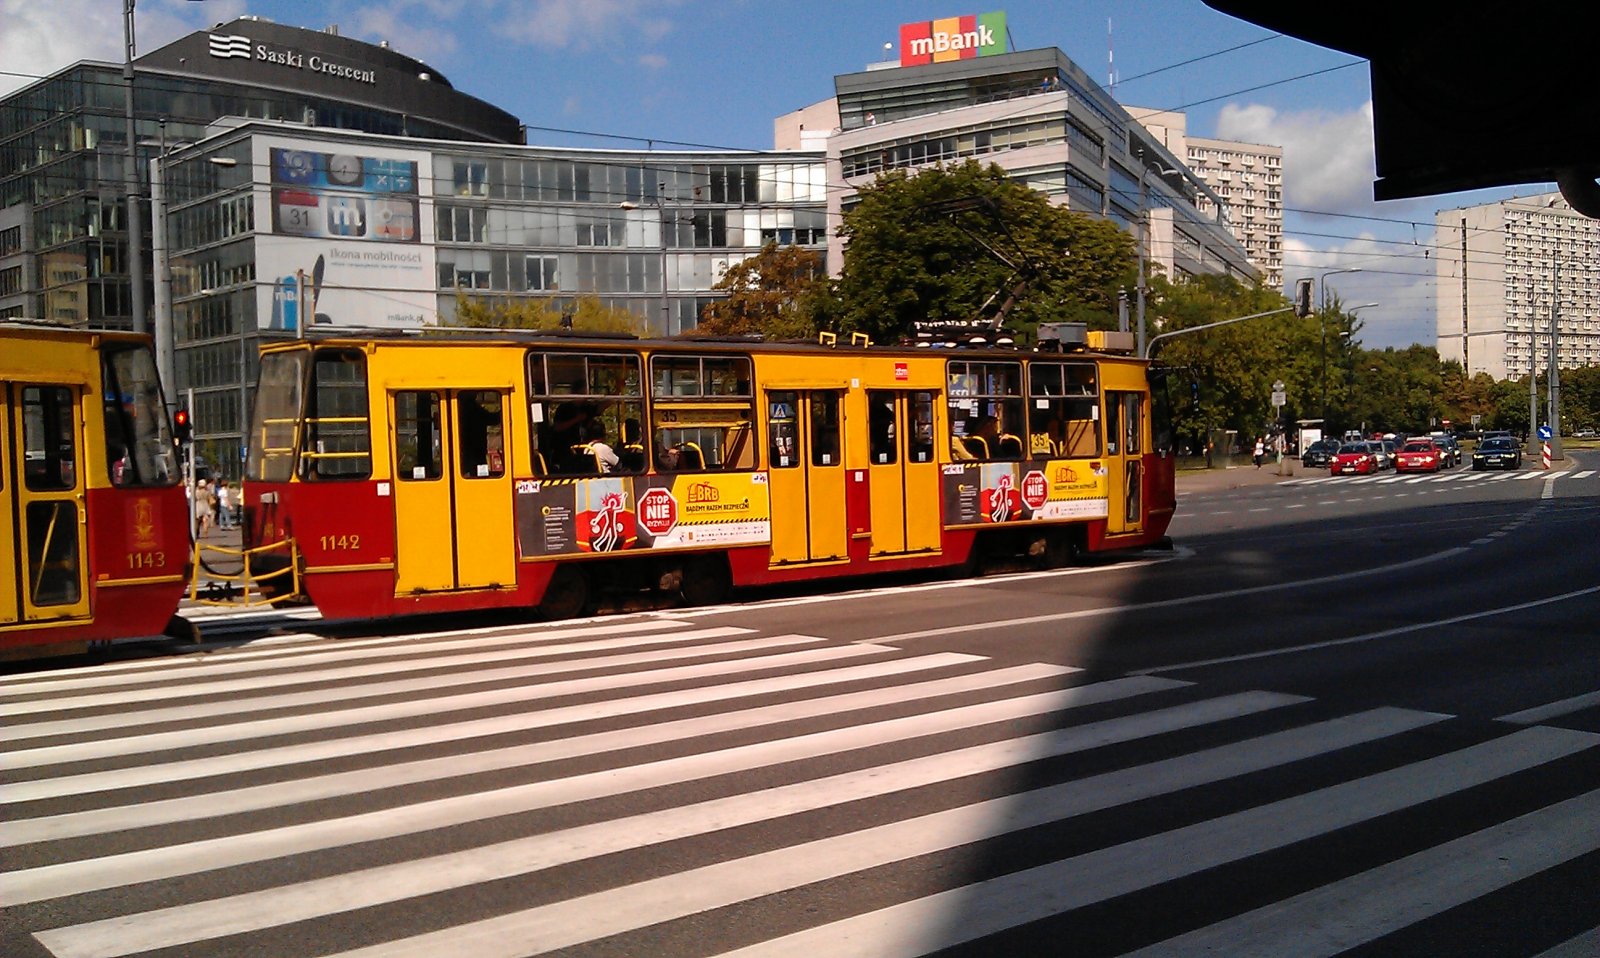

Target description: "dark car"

left=1300, top=439, right=1341, bottom=469
left=1472, top=436, right=1521, bottom=470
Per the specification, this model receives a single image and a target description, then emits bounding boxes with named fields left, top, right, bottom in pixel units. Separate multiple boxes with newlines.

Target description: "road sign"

left=1538, top=425, right=1553, bottom=440
left=1270, top=391, right=1287, bottom=408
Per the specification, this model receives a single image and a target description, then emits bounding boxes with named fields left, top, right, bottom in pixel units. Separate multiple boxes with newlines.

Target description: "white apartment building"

left=1129, top=108, right=1284, bottom=290
left=1435, top=193, right=1600, bottom=381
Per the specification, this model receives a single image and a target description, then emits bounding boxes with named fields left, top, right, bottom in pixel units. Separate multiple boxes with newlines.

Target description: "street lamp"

left=1135, top=149, right=1184, bottom=358
left=620, top=182, right=677, bottom=333
left=123, top=0, right=147, bottom=334
left=1317, top=267, right=1363, bottom=424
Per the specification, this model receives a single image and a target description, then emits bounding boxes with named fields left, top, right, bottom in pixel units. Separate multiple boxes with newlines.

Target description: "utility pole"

left=123, top=0, right=147, bottom=333
left=1460, top=216, right=1469, bottom=374
left=1549, top=258, right=1564, bottom=460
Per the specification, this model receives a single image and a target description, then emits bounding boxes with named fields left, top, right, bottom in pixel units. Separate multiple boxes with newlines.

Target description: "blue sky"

left=1, top=0, right=1559, bottom=349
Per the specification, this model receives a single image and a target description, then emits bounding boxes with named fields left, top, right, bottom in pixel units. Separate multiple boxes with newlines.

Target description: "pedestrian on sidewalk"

left=1253, top=436, right=1265, bottom=469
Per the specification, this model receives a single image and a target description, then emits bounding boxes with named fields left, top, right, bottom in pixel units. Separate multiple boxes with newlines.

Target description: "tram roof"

left=262, top=326, right=1143, bottom=363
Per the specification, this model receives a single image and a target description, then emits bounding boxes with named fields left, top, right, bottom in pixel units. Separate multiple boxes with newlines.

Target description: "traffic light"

left=1189, top=380, right=1201, bottom=414
left=173, top=409, right=193, bottom=445
left=1294, top=278, right=1314, bottom=318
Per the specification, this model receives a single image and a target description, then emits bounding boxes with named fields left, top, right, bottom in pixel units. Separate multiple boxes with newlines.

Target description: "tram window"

left=21, top=386, right=76, bottom=491
left=868, top=392, right=897, bottom=465
left=1122, top=393, right=1144, bottom=455
left=649, top=354, right=754, bottom=472
left=810, top=393, right=841, bottom=467
left=394, top=392, right=443, bottom=481
left=101, top=343, right=177, bottom=487
left=946, top=360, right=1023, bottom=461
left=458, top=391, right=506, bottom=479
left=767, top=392, right=799, bottom=469
left=247, top=351, right=306, bottom=483
left=25, top=501, right=81, bottom=606
left=1028, top=362, right=1101, bottom=459
left=303, top=349, right=371, bottom=480
left=527, top=350, right=643, bottom=475
left=909, top=391, right=935, bottom=463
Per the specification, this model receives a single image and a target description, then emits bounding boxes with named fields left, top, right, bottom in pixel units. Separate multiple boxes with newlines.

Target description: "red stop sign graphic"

left=1021, top=470, right=1049, bottom=511
left=638, top=487, right=678, bottom=537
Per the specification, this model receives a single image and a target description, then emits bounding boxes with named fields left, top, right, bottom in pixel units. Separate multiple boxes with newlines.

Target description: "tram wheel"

left=680, top=555, right=732, bottom=607
left=1040, top=532, right=1078, bottom=570
left=538, top=564, right=592, bottom=620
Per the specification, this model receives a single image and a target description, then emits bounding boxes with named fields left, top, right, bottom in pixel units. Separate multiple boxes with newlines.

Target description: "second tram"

left=242, top=329, right=1175, bottom=620
left=1, top=324, right=190, bottom=657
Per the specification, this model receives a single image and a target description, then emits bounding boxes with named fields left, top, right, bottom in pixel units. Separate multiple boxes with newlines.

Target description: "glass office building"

left=0, top=17, right=521, bottom=328
left=161, top=121, right=827, bottom=473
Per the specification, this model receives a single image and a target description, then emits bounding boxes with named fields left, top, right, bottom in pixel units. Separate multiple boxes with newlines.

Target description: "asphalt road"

left=4, top=455, right=1599, bottom=957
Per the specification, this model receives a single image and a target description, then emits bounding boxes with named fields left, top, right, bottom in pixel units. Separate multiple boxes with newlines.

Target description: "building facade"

left=1435, top=193, right=1600, bottom=381
left=776, top=48, right=1258, bottom=293
left=1131, top=108, right=1284, bottom=290
left=162, top=121, right=826, bottom=472
left=0, top=17, right=521, bottom=328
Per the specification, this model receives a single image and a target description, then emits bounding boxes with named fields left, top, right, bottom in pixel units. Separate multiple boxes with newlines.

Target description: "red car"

left=1395, top=439, right=1444, bottom=473
left=1330, top=442, right=1378, bottom=475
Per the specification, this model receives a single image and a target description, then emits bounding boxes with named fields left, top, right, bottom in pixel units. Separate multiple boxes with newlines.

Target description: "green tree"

left=696, top=243, right=830, bottom=340
left=832, top=161, right=1136, bottom=344
left=1144, top=274, right=1301, bottom=447
left=449, top=293, right=646, bottom=335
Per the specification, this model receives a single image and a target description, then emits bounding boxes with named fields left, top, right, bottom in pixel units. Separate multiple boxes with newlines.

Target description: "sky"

left=0, top=0, right=1563, bottom=350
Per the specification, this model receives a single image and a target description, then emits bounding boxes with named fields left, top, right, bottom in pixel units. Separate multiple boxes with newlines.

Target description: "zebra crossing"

left=5, top=617, right=1600, bottom=957
left=1282, top=468, right=1597, bottom=486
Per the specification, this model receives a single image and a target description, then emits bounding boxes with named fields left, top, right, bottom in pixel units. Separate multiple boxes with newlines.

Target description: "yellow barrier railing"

left=189, top=537, right=303, bottom=607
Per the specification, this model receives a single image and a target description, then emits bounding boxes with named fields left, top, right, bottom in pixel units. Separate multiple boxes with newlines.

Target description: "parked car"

left=1331, top=441, right=1379, bottom=475
left=1395, top=439, right=1445, bottom=473
left=1472, top=436, right=1522, bottom=470
left=1576, top=428, right=1597, bottom=439
left=1301, top=438, right=1341, bottom=469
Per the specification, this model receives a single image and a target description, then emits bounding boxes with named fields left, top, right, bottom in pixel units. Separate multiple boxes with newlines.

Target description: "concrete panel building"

left=1435, top=192, right=1600, bottom=380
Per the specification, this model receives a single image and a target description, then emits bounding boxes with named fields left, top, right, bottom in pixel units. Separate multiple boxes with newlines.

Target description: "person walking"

left=216, top=481, right=233, bottom=529
left=1253, top=436, right=1266, bottom=469
left=194, top=479, right=214, bottom=536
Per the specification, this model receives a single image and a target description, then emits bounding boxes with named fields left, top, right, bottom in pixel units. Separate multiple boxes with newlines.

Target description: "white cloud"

left=1282, top=232, right=1437, bottom=349
left=492, top=0, right=677, bottom=51
left=343, top=6, right=459, bottom=63
left=0, top=0, right=244, bottom=97
left=1216, top=101, right=1376, bottom=216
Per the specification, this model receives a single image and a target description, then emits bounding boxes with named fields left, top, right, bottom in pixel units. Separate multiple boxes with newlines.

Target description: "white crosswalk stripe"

left=8, top=618, right=1600, bottom=958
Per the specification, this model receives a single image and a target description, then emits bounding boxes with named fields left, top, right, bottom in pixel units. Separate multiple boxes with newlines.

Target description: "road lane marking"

left=1135, top=581, right=1600, bottom=675
left=3, top=662, right=1075, bottom=845
left=1498, top=689, right=1600, bottom=725
left=2, top=653, right=987, bottom=804
left=871, top=548, right=1471, bottom=647
left=1123, top=786, right=1600, bottom=958
left=516, top=728, right=1594, bottom=958
left=3, top=677, right=1200, bottom=906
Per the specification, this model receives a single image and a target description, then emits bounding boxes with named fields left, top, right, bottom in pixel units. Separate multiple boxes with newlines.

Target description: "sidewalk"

left=1176, top=457, right=1303, bottom=492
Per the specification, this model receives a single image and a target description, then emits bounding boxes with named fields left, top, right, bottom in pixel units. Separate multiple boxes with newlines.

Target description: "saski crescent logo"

left=208, top=34, right=252, bottom=60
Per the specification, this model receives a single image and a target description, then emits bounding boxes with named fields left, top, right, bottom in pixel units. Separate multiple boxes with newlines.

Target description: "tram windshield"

left=100, top=342, right=177, bottom=486
left=246, top=350, right=307, bottom=483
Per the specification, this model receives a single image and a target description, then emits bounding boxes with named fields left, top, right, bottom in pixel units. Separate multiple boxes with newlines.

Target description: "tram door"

left=865, top=390, right=943, bottom=556
left=390, top=389, right=517, bottom=593
left=4, top=384, right=91, bottom=623
left=764, top=390, right=848, bottom=564
left=1104, top=390, right=1145, bottom=535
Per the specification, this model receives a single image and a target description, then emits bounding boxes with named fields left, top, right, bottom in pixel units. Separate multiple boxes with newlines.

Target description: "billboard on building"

left=899, top=11, right=1007, bottom=66
left=253, top=136, right=437, bottom=331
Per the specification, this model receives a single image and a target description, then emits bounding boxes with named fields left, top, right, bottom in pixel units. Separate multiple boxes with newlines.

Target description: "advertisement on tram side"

left=515, top=472, right=771, bottom=557
left=940, top=459, right=1109, bottom=525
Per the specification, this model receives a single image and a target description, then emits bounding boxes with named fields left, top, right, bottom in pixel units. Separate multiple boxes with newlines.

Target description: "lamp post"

left=1135, top=150, right=1183, bottom=359
left=1317, top=267, right=1363, bottom=425
left=620, top=182, right=673, bottom=333
left=123, top=0, right=147, bottom=334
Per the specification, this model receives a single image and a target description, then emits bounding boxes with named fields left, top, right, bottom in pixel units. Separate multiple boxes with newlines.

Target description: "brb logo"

left=899, top=11, right=1006, bottom=66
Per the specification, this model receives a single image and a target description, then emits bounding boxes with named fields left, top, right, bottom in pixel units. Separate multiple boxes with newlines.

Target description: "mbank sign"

left=899, top=11, right=1006, bottom=66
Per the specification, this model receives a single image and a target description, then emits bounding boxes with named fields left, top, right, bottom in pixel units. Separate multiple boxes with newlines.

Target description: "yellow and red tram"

left=242, top=329, right=1174, bottom=620
left=1, top=324, right=189, bottom=657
